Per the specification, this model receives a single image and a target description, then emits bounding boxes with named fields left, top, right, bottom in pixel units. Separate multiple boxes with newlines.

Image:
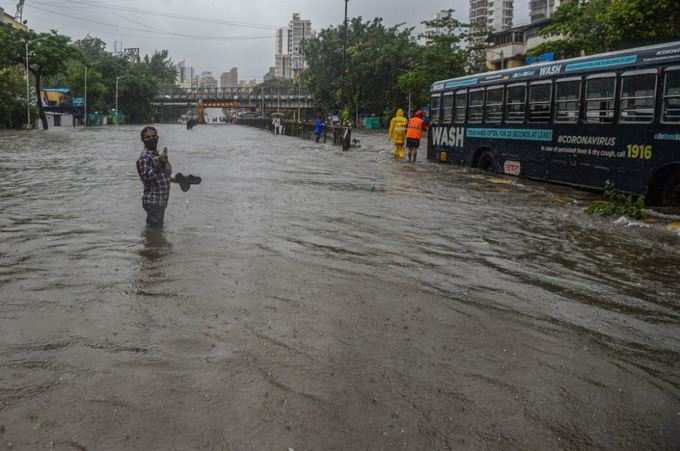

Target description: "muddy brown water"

left=0, top=125, right=679, bottom=451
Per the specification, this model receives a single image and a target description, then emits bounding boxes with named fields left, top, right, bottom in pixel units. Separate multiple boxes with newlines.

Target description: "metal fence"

left=236, top=118, right=351, bottom=149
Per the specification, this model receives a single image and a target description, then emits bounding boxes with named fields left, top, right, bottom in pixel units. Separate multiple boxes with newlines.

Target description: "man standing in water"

left=136, top=126, right=172, bottom=229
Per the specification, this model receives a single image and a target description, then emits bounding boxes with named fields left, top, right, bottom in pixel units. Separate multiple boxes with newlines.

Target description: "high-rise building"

left=470, top=0, right=513, bottom=34
left=274, top=13, right=314, bottom=80
left=176, top=60, right=196, bottom=89
left=220, top=67, right=238, bottom=88
left=470, top=0, right=514, bottom=69
left=274, top=27, right=289, bottom=79
left=199, top=71, right=218, bottom=90
left=288, top=13, right=314, bottom=80
left=530, top=0, right=571, bottom=23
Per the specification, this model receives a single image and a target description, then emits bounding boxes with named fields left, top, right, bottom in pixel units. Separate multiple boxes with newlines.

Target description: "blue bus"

left=428, top=41, right=680, bottom=206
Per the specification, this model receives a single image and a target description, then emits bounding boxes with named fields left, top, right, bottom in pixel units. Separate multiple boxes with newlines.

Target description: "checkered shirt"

left=137, top=149, right=172, bottom=208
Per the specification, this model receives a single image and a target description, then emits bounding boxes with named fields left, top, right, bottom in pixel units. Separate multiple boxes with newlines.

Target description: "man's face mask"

left=143, top=134, right=159, bottom=150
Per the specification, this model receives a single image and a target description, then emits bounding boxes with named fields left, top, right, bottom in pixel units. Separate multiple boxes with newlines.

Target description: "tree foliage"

left=530, top=0, right=680, bottom=59
left=0, top=24, right=80, bottom=129
left=303, top=12, right=471, bottom=122
left=0, top=68, right=31, bottom=129
left=399, top=11, right=469, bottom=110
left=0, top=25, right=178, bottom=128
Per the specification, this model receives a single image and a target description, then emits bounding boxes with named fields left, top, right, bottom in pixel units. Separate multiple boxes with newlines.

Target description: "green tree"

left=145, top=50, right=177, bottom=85
left=398, top=10, right=470, bottom=111
left=304, top=17, right=418, bottom=122
left=0, top=24, right=80, bottom=129
left=0, top=68, right=31, bottom=129
left=117, top=63, right=158, bottom=124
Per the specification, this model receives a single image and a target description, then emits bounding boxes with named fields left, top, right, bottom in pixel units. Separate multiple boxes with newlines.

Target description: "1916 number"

left=627, top=144, right=653, bottom=160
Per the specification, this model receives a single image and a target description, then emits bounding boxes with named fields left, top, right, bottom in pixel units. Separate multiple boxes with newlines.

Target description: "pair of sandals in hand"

left=172, top=173, right=202, bottom=192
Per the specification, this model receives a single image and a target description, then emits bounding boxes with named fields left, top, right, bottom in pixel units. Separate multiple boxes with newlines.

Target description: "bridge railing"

left=156, top=86, right=313, bottom=103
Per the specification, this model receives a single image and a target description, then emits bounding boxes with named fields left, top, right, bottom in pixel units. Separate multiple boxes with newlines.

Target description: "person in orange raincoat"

left=406, top=111, right=428, bottom=162
left=388, top=109, right=408, bottom=160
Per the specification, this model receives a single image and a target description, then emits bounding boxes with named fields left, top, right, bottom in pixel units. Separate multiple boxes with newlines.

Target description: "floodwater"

left=0, top=124, right=679, bottom=451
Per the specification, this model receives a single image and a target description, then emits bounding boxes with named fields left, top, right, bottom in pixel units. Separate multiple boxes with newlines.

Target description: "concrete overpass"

left=153, top=86, right=316, bottom=112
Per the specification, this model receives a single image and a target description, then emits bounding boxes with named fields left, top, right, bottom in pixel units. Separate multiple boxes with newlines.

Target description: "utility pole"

left=25, top=40, right=31, bottom=129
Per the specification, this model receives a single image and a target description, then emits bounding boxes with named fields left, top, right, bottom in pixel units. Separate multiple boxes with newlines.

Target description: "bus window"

left=485, top=87, right=504, bottom=124
left=454, top=90, right=467, bottom=124
left=585, top=74, right=616, bottom=124
left=468, top=89, right=484, bottom=124
left=506, top=84, right=526, bottom=124
left=663, top=68, right=680, bottom=124
left=555, top=78, right=581, bottom=123
left=620, top=70, right=657, bottom=124
left=442, top=92, right=454, bottom=123
left=529, top=81, right=553, bottom=123
left=431, top=94, right=441, bottom=124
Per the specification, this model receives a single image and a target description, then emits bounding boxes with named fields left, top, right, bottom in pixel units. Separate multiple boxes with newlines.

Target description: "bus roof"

left=431, top=40, right=680, bottom=93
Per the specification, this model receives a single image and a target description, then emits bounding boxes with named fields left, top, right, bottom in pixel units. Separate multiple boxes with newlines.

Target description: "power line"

left=27, top=4, right=273, bottom=41
left=31, top=0, right=275, bottom=30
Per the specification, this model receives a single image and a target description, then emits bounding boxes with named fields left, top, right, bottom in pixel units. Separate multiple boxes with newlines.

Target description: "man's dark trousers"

left=144, top=205, right=166, bottom=229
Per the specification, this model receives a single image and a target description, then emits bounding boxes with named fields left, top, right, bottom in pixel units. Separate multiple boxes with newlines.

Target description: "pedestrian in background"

left=314, top=114, right=326, bottom=143
left=388, top=108, right=408, bottom=160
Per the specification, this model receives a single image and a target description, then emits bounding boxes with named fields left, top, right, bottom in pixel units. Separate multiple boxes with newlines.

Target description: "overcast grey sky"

left=3, top=0, right=530, bottom=80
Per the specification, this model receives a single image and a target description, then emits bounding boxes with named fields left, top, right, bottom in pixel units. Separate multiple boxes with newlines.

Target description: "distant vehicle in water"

left=428, top=40, right=680, bottom=207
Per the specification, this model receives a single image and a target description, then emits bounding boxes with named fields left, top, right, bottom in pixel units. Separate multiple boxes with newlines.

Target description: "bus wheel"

left=477, top=151, right=499, bottom=173
left=660, top=169, right=680, bottom=207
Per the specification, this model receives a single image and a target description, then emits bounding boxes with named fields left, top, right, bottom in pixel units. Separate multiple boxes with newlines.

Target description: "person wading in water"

left=136, top=126, right=172, bottom=229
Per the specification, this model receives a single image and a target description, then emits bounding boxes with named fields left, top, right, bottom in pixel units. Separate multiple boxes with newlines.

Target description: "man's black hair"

left=140, top=126, right=158, bottom=140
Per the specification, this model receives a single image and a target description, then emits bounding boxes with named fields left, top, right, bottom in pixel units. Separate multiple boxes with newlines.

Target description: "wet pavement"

left=0, top=124, right=679, bottom=451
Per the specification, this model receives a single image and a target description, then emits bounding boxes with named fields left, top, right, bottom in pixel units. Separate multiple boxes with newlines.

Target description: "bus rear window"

left=663, top=70, right=680, bottom=124
left=468, top=90, right=484, bottom=123
left=620, top=72, right=656, bottom=124
left=485, top=87, right=503, bottom=124
left=529, top=83, right=552, bottom=123
left=506, top=85, right=526, bottom=123
left=454, top=91, right=467, bottom=124
left=431, top=95, right=441, bottom=123
left=586, top=76, right=616, bottom=124
left=442, top=93, right=454, bottom=123
left=555, top=79, right=581, bottom=123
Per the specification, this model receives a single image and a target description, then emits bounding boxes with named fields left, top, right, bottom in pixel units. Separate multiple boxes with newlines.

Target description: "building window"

left=528, top=81, right=552, bottom=123
left=555, top=78, right=581, bottom=123
left=468, top=89, right=484, bottom=124
left=431, top=95, right=441, bottom=123
left=442, top=92, right=454, bottom=123
left=663, top=68, right=680, bottom=124
left=485, top=87, right=504, bottom=123
left=619, top=71, right=657, bottom=124
left=454, top=90, right=467, bottom=124
left=506, top=84, right=526, bottom=123
left=585, top=75, right=617, bottom=124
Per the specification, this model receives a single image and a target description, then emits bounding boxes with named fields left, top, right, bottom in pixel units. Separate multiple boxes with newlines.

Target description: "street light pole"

left=343, top=0, right=349, bottom=71
left=25, top=40, right=31, bottom=129
left=342, top=0, right=349, bottom=112
left=115, top=76, right=124, bottom=126
left=84, top=66, right=88, bottom=127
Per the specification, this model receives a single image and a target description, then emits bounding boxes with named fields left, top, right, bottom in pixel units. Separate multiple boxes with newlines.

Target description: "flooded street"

left=1, top=124, right=679, bottom=451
